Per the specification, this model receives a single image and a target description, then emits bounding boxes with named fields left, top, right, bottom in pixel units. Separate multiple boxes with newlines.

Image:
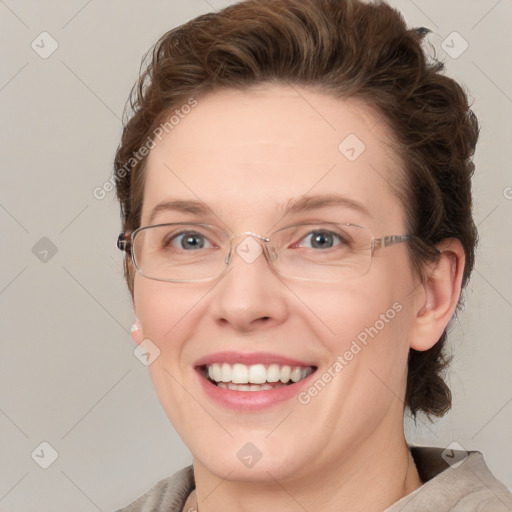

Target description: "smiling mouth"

left=199, top=362, right=317, bottom=392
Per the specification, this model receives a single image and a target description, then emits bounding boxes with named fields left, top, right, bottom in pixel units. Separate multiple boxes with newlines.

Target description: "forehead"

left=141, top=84, right=406, bottom=232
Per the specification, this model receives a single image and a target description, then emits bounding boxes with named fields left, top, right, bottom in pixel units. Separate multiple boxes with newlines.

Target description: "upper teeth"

left=206, top=363, right=314, bottom=384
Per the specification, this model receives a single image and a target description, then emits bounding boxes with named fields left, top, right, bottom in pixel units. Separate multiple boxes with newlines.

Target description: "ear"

left=409, top=238, right=465, bottom=351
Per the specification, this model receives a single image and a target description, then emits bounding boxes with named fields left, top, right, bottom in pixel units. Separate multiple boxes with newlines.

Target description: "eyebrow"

left=147, top=194, right=371, bottom=226
left=285, top=194, right=371, bottom=217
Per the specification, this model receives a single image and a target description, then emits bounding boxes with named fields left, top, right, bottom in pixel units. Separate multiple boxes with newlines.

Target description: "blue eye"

left=166, top=231, right=212, bottom=250
left=299, top=230, right=344, bottom=249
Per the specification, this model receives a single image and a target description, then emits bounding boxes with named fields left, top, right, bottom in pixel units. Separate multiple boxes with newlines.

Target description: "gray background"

left=1, top=1, right=511, bottom=511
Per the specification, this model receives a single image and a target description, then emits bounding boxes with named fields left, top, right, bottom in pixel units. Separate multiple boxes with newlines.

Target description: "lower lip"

left=195, top=368, right=317, bottom=411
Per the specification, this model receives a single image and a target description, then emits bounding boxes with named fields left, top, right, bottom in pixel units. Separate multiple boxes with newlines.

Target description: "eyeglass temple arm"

left=376, top=235, right=411, bottom=248
left=117, top=232, right=132, bottom=252
left=374, top=235, right=441, bottom=257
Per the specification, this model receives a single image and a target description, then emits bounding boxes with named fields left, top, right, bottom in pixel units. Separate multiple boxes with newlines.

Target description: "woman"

left=113, top=0, right=512, bottom=510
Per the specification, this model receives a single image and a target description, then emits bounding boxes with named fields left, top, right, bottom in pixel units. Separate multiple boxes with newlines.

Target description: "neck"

left=186, top=431, right=422, bottom=512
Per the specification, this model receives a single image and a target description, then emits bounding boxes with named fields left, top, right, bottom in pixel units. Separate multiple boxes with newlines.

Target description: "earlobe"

left=130, top=318, right=144, bottom=345
left=410, top=238, right=465, bottom=351
left=130, top=294, right=143, bottom=345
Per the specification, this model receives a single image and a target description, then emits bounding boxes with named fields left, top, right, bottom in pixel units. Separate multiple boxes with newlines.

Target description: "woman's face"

left=132, top=84, right=425, bottom=482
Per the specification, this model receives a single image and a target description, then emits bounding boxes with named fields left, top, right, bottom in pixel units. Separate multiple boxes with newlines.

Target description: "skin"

left=129, top=84, right=465, bottom=512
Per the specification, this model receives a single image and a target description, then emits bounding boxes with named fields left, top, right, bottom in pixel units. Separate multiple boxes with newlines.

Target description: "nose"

left=209, top=233, right=289, bottom=333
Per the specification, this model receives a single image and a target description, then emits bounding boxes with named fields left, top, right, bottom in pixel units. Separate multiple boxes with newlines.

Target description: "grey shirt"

left=115, top=447, right=512, bottom=512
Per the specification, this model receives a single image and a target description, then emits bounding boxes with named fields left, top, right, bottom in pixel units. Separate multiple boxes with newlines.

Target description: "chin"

left=188, top=433, right=321, bottom=484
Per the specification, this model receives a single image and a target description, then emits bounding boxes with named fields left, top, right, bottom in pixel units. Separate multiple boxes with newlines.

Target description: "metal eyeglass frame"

left=117, top=222, right=423, bottom=283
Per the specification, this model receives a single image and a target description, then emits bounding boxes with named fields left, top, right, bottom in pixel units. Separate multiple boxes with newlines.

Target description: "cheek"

left=304, top=282, right=413, bottom=411
left=134, top=277, right=197, bottom=337
left=133, top=279, right=207, bottom=424
left=294, top=275, right=411, bottom=347
left=297, top=271, right=415, bottom=398
left=132, top=273, right=239, bottom=426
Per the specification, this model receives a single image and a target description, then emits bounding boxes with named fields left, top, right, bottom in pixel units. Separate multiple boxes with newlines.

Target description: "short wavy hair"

left=114, top=0, right=479, bottom=418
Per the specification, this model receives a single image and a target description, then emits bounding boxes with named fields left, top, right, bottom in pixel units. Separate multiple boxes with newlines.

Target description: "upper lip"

left=194, top=351, right=316, bottom=368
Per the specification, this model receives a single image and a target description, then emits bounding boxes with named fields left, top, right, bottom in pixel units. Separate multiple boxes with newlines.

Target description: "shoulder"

left=113, top=466, right=195, bottom=512
left=386, top=446, right=512, bottom=511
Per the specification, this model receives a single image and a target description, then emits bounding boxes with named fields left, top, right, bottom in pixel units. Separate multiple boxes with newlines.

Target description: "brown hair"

left=114, top=0, right=479, bottom=418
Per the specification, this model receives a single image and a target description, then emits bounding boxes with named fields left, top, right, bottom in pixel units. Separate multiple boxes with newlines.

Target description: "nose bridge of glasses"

left=229, top=231, right=270, bottom=243
left=225, top=231, right=273, bottom=266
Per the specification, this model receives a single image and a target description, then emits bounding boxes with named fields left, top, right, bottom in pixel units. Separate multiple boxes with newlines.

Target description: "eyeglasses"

left=117, top=222, right=414, bottom=283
